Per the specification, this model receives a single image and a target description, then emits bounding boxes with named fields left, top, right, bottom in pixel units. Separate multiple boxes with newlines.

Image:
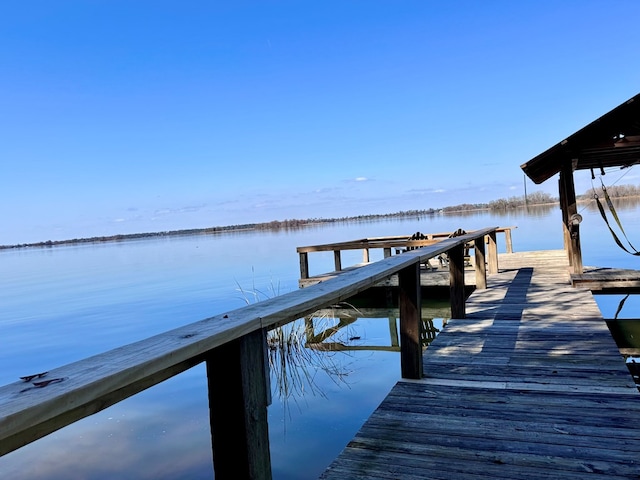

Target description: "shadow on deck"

left=320, top=250, right=640, bottom=479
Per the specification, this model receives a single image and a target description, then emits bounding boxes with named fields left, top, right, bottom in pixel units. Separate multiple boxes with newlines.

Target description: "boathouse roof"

left=521, top=92, right=640, bottom=184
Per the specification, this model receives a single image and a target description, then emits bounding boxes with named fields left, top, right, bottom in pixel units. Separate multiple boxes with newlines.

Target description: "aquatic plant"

left=266, top=311, right=356, bottom=407
left=235, top=279, right=356, bottom=412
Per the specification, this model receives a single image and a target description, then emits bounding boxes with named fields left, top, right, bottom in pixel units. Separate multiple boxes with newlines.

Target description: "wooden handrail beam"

left=296, top=227, right=515, bottom=253
left=297, top=227, right=515, bottom=278
left=0, top=226, right=499, bottom=473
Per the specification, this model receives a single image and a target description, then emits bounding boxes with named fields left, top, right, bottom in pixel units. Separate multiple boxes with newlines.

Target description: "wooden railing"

left=297, top=226, right=514, bottom=280
left=0, top=227, right=499, bottom=480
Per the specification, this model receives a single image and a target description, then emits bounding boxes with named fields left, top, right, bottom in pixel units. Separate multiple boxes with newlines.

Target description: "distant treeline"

left=486, top=191, right=557, bottom=210
left=481, top=184, right=640, bottom=211
left=0, top=224, right=260, bottom=250
left=577, top=183, right=640, bottom=200
left=3, top=185, right=639, bottom=250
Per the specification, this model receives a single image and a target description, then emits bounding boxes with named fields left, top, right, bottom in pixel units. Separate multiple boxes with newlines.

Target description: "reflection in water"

left=609, top=321, right=640, bottom=391
left=579, top=196, right=640, bottom=213
left=521, top=203, right=557, bottom=218
left=267, top=312, right=354, bottom=407
left=598, top=293, right=640, bottom=391
left=304, top=313, right=447, bottom=352
left=0, top=368, right=214, bottom=480
left=267, top=303, right=449, bottom=409
left=5, top=205, right=640, bottom=479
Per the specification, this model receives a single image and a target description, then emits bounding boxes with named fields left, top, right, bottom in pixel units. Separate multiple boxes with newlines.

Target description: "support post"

left=449, top=244, right=466, bottom=319
left=383, top=247, right=392, bottom=258
left=362, top=248, right=370, bottom=263
left=398, top=263, right=423, bottom=379
left=559, top=163, right=583, bottom=274
left=206, top=329, right=272, bottom=480
left=487, top=232, right=498, bottom=274
left=333, top=250, right=342, bottom=271
left=474, top=236, right=487, bottom=290
left=504, top=228, right=513, bottom=254
left=299, top=252, right=309, bottom=280
left=388, top=317, right=399, bottom=347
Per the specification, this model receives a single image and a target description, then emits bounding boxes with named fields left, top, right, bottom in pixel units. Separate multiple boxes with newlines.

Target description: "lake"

left=1, top=202, right=639, bottom=479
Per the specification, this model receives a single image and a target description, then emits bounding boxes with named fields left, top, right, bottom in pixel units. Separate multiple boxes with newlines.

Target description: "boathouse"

left=521, top=92, right=640, bottom=274
left=318, top=94, right=640, bottom=478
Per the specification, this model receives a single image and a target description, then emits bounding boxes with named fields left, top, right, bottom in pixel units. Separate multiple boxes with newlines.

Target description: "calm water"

left=1, top=203, right=639, bottom=479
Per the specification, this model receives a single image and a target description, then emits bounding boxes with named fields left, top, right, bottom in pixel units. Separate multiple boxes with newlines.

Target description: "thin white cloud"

left=179, top=204, right=207, bottom=213
left=406, top=187, right=445, bottom=194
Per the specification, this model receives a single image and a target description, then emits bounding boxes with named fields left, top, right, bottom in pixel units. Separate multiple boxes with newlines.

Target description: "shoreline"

left=0, top=202, right=560, bottom=251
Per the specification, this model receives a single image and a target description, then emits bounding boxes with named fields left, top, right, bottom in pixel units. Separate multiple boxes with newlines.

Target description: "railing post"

left=487, top=232, right=498, bottom=274
left=333, top=250, right=342, bottom=271
left=504, top=228, right=513, bottom=254
left=449, top=244, right=466, bottom=319
left=299, top=252, right=309, bottom=279
left=362, top=248, right=370, bottom=263
left=388, top=316, right=399, bottom=347
left=206, top=329, right=272, bottom=480
left=383, top=247, right=392, bottom=258
left=474, top=236, right=487, bottom=290
left=398, top=262, right=423, bottom=379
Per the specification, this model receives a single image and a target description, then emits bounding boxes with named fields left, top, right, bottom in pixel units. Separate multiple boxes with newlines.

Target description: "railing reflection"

left=266, top=304, right=451, bottom=408
left=303, top=305, right=450, bottom=353
left=1, top=227, right=498, bottom=480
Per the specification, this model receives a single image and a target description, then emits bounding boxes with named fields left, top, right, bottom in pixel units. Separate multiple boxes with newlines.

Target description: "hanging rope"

left=594, top=177, right=640, bottom=256
left=614, top=294, right=630, bottom=320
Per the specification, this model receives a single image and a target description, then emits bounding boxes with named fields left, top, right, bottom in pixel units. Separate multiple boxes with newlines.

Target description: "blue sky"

left=2, top=1, right=640, bottom=244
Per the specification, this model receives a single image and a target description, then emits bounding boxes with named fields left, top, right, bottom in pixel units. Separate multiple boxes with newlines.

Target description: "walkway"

left=320, top=250, right=640, bottom=479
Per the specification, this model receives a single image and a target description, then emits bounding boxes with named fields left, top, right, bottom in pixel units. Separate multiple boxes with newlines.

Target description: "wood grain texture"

left=0, top=228, right=497, bottom=457
left=320, top=250, right=640, bottom=479
left=572, top=266, right=640, bottom=292
left=399, top=263, right=423, bottom=379
left=297, top=227, right=513, bottom=284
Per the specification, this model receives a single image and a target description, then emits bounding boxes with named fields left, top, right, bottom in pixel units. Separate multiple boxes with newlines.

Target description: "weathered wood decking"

left=0, top=228, right=497, bottom=479
left=572, top=266, right=640, bottom=293
left=298, top=228, right=507, bottom=289
left=299, top=262, right=480, bottom=289
left=320, top=250, right=640, bottom=479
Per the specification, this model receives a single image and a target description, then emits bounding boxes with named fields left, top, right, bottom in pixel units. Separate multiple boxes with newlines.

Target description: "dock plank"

left=572, top=266, right=640, bottom=292
left=320, top=250, right=640, bottom=479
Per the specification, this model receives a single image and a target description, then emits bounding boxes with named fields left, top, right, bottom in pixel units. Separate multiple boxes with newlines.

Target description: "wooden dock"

left=297, top=227, right=510, bottom=289
left=4, top=230, right=638, bottom=480
left=572, top=266, right=640, bottom=293
left=320, top=250, right=640, bottom=479
left=299, top=261, right=480, bottom=290
left=0, top=228, right=498, bottom=479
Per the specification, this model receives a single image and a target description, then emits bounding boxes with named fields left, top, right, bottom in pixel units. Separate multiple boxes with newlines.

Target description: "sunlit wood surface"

left=320, top=250, right=640, bottom=479
left=0, top=229, right=496, bottom=460
left=572, top=265, right=640, bottom=293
